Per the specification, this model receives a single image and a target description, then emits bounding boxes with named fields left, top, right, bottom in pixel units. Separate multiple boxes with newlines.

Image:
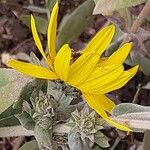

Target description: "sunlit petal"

left=104, top=42, right=132, bottom=66
left=78, top=65, right=124, bottom=93
left=83, top=93, right=132, bottom=132
left=31, top=15, right=49, bottom=65
left=83, top=93, right=115, bottom=112
left=83, top=25, right=115, bottom=55
left=98, top=65, right=139, bottom=94
left=47, top=2, right=58, bottom=62
left=54, top=44, right=71, bottom=81
left=7, top=60, right=58, bottom=80
left=67, top=53, right=100, bottom=86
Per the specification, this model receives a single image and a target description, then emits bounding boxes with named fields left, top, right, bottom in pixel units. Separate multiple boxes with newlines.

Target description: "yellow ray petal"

left=47, top=2, right=58, bottom=62
left=97, top=109, right=132, bottom=132
left=99, top=65, right=139, bottom=94
left=7, top=60, right=58, bottom=80
left=78, top=65, right=124, bottom=93
left=83, top=25, right=115, bottom=55
left=54, top=44, right=71, bottom=81
left=104, top=42, right=132, bottom=66
left=31, top=15, right=50, bottom=65
left=83, top=93, right=132, bottom=132
left=83, top=93, right=115, bottom=112
left=67, top=53, right=100, bottom=86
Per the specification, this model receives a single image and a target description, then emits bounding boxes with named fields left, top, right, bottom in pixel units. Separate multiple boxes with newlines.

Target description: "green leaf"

left=0, top=70, right=9, bottom=87
left=0, top=115, right=20, bottom=127
left=57, top=0, right=95, bottom=50
left=14, top=79, right=47, bottom=113
left=16, top=111, right=35, bottom=130
left=0, top=69, right=31, bottom=114
left=0, top=105, right=20, bottom=128
left=19, top=140, right=39, bottom=150
left=34, top=124, right=53, bottom=149
left=20, top=15, right=48, bottom=34
left=93, top=145, right=103, bottom=150
left=94, top=131, right=110, bottom=148
left=59, top=94, right=73, bottom=109
left=45, top=0, right=59, bottom=9
left=0, top=105, right=15, bottom=119
left=112, top=103, right=150, bottom=116
left=136, top=57, right=150, bottom=76
left=93, top=0, right=148, bottom=15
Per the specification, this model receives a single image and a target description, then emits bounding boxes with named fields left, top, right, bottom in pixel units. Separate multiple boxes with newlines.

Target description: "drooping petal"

left=54, top=44, right=71, bottom=81
left=97, top=109, right=132, bottom=132
left=83, top=93, right=132, bottom=132
left=98, top=65, right=139, bottom=94
left=104, top=42, right=132, bottom=66
left=47, top=2, right=58, bottom=62
left=83, top=93, right=115, bottom=112
left=31, top=15, right=51, bottom=66
left=83, top=25, right=115, bottom=55
left=67, top=53, right=100, bottom=86
left=77, top=65, right=124, bottom=93
left=7, top=60, right=58, bottom=80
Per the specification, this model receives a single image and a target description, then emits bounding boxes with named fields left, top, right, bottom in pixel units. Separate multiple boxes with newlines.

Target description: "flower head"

left=7, top=2, right=138, bottom=131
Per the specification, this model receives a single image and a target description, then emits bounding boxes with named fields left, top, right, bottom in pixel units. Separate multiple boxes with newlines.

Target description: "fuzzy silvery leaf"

left=70, top=126, right=80, bottom=135
left=80, top=104, right=90, bottom=117
left=93, top=0, right=148, bottom=15
left=68, top=132, right=84, bottom=150
left=34, top=123, right=53, bottom=149
left=30, top=52, right=41, bottom=65
left=71, top=109, right=81, bottom=121
left=47, top=81, right=63, bottom=100
left=112, top=103, right=150, bottom=116
left=59, top=94, right=74, bottom=109
left=94, top=131, right=110, bottom=148
left=15, top=111, right=35, bottom=130
left=0, top=125, right=34, bottom=137
left=0, top=69, right=31, bottom=114
left=111, top=103, right=150, bottom=132
left=22, top=101, right=33, bottom=116
left=142, top=82, right=150, bottom=90
left=66, top=120, right=76, bottom=128
left=15, top=52, right=31, bottom=62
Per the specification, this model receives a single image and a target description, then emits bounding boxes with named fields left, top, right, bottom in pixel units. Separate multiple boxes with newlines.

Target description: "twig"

left=130, top=0, right=150, bottom=33
left=109, top=137, right=120, bottom=150
left=132, top=84, right=142, bottom=104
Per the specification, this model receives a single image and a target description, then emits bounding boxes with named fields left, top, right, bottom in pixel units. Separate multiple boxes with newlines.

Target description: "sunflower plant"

left=0, top=1, right=141, bottom=150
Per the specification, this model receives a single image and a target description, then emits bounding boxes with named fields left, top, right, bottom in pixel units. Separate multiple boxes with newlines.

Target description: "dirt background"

left=0, top=0, right=150, bottom=149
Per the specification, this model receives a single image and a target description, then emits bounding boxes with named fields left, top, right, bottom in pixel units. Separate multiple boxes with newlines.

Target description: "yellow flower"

left=7, top=2, right=138, bottom=132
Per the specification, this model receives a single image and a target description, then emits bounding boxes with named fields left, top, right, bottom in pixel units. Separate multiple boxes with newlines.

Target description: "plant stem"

left=130, top=0, right=150, bottom=33
left=132, top=84, right=142, bottom=104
